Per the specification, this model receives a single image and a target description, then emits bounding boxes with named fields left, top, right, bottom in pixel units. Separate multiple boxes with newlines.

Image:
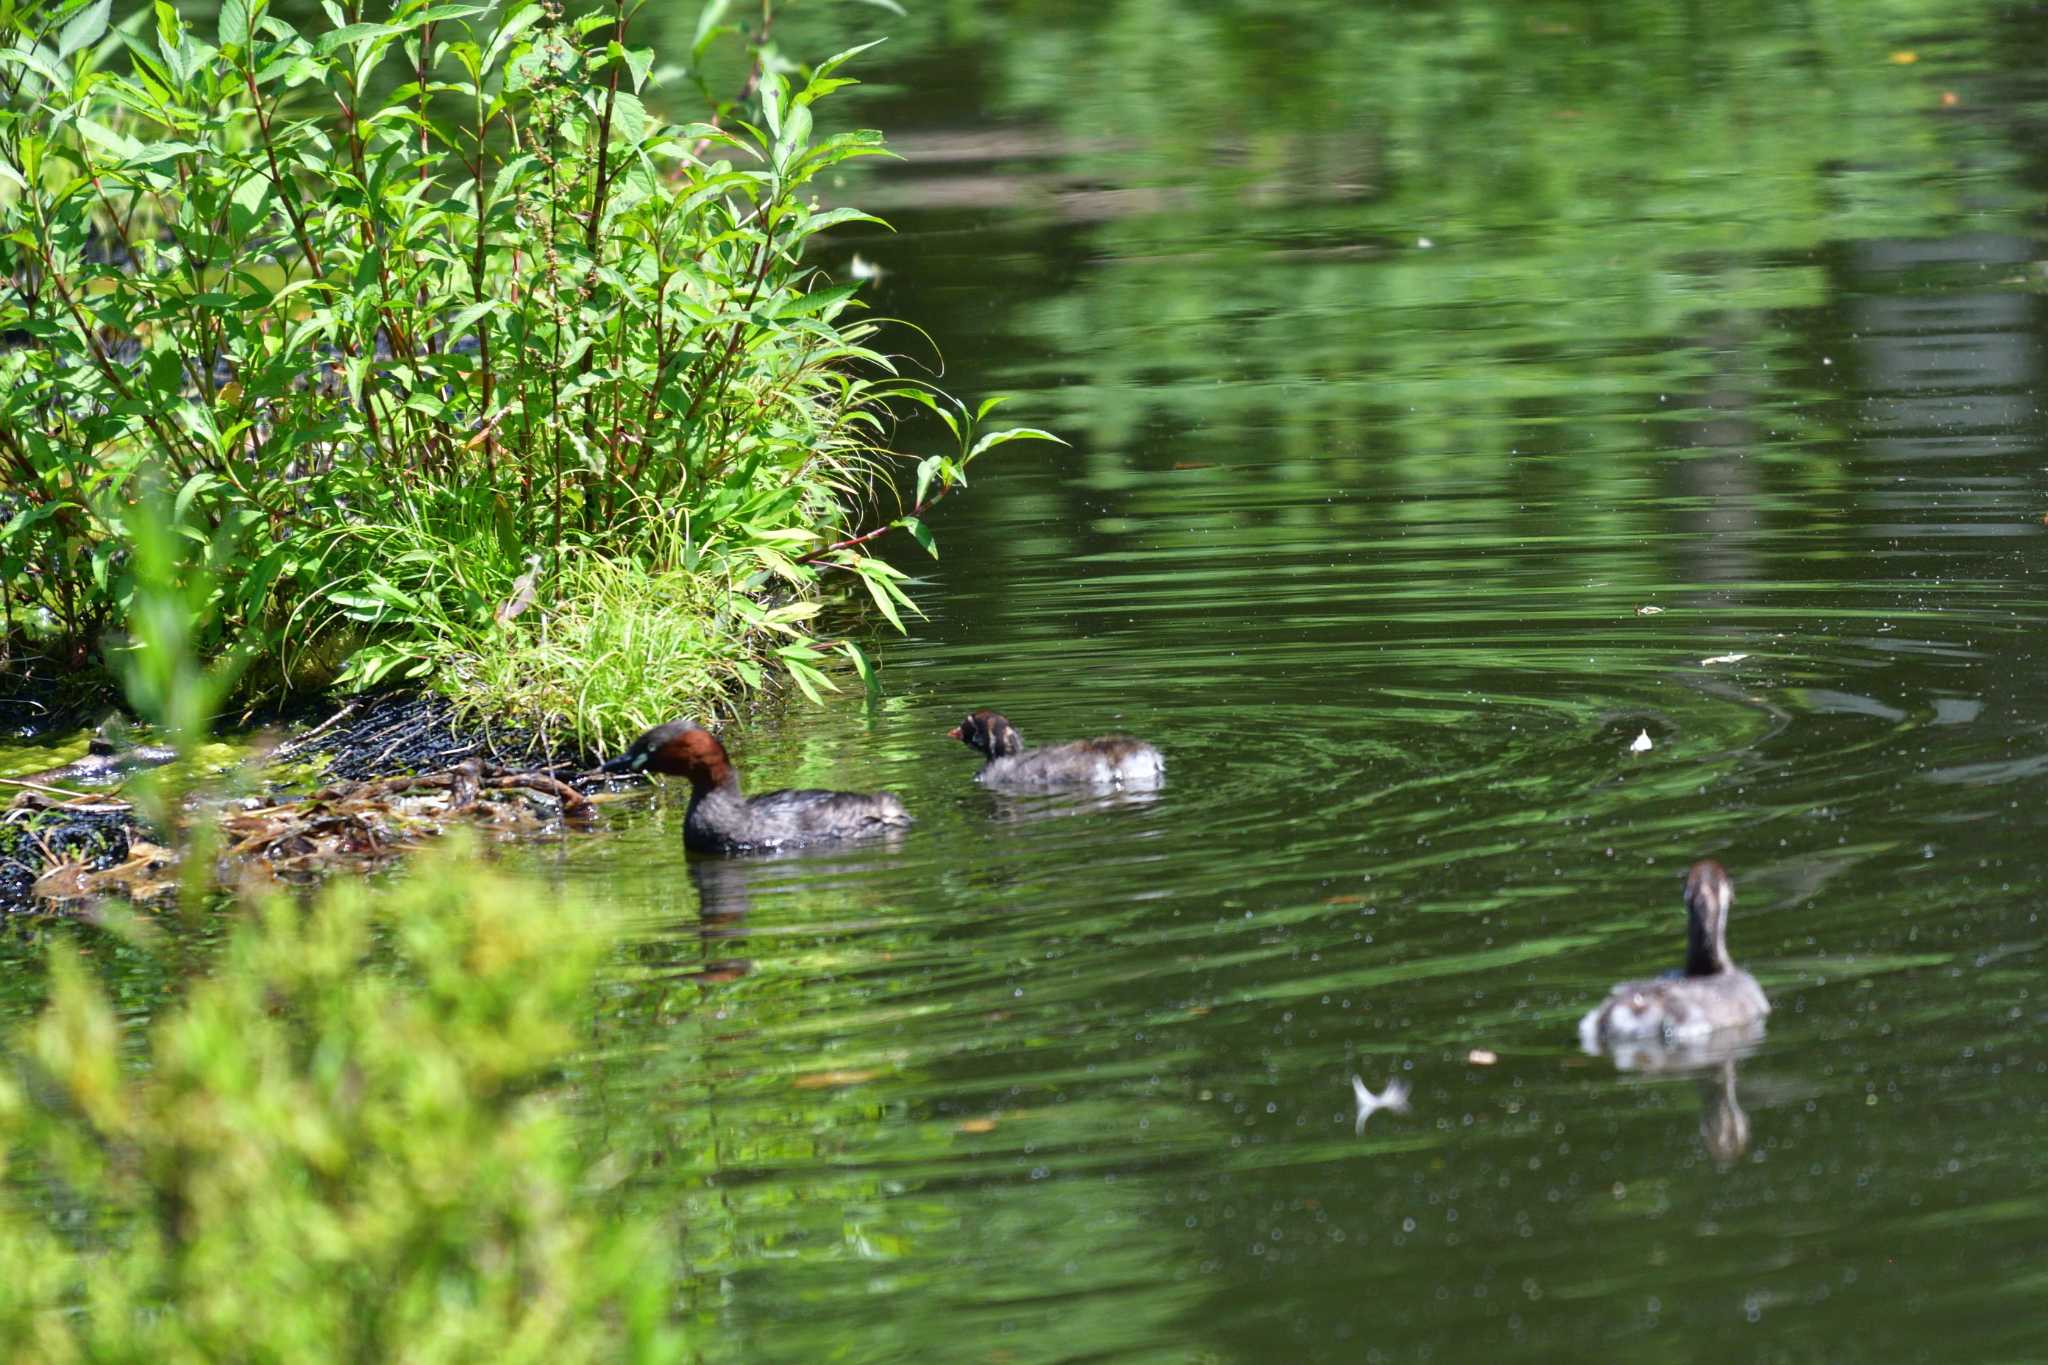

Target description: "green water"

left=534, top=3, right=2048, bottom=1359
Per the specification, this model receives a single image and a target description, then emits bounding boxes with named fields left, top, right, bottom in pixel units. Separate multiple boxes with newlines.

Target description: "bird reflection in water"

left=684, top=858, right=758, bottom=984
left=1602, top=1025, right=1762, bottom=1167
left=682, top=835, right=911, bottom=985
left=983, top=787, right=1163, bottom=827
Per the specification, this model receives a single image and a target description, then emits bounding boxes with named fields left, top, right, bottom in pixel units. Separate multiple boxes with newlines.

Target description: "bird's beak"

left=597, top=752, right=639, bottom=774
left=947, top=725, right=963, bottom=741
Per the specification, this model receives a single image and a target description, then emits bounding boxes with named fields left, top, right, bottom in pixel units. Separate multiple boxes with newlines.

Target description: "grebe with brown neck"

left=1578, top=860, right=1770, bottom=1050
left=601, top=720, right=910, bottom=854
left=949, top=709, right=1164, bottom=791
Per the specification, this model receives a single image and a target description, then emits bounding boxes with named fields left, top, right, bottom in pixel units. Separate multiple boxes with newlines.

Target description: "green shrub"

left=0, top=0, right=1046, bottom=723
left=0, top=839, right=680, bottom=1362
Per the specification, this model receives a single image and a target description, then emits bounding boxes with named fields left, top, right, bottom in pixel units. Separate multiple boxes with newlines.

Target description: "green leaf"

left=618, top=43, right=653, bottom=91
left=690, top=0, right=733, bottom=59
left=368, top=576, right=418, bottom=610
left=781, top=656, right=826, bottom=703
left=0, top=47, right=68, bottom=87
left=412, top=3, right=489, bottom=22
left=967, top=426, right=1064, bottom=460
left=317, top=21, right=402, bottom=56
left=0, top=501, right=59, bottom=541
left=837, top=639, right=875, bottom=690
left=445, top=299, right=499, bottom=337
left=912, top=454, right=943, bottom=507
left=858, top=566, right=903, bottom=631
left=484, top=3, right=544, bottom=73
left=73, top=116, right=143, bottom=160
left=812, top=39, right=887, bottom=83
left=900, top=515, right=936, bottom=559
left=59, top=0, right=113, bottom=57
left=174, top=472, right=220, bottom=523
left=607, top=89, right=647, bottom=145
left=218, top=0, right=249, bottom=49
left=781, top=206, right=887, bottom=247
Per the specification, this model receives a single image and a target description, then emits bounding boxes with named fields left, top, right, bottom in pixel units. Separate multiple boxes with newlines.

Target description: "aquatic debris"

left=1700, top=653, right=1750, bottom=666
left=790, top=1068, right=882, bottom=1090
left=1465, top=1049, right=1498, bottom=1066
left=1629, top=730, right=1654, bottom=754
left=1634, top=605, right=1664, bottom=616
left=2, top=797, right=148, bottom=907
left=5, top=755, right=597, bottom=910
left=219, top=758, right=593, bottom=885
left=1351, top=1073, right=1411, bottom=1134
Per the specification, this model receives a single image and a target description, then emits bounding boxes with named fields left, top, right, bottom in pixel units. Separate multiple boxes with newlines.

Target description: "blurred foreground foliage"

left=0, top=840, right=680, bottom=1362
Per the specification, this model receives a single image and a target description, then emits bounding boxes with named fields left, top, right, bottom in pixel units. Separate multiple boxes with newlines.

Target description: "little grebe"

left=601, top=720, right=910, bottom=854
left=948, top=709, right=1164, bottom=791
left=1578, top=860, right=1769, bottom=1050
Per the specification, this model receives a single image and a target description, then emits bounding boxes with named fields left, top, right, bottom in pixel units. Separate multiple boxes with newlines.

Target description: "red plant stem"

left=796, top=485, right=951, bottom=567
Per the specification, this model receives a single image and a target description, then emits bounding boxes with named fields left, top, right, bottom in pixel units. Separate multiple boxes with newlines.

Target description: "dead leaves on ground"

left=10, top=757, right=597, bottom=908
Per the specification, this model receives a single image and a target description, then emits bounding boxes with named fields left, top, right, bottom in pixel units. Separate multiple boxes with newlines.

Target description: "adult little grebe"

left=1578, top=860, right=1769, bottom=1049
left=601, top=720, right=910, bottom=853
left=948, top=709, right=1164, bottom=791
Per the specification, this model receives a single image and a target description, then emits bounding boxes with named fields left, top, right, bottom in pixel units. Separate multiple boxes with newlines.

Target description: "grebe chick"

left=1578, top=860, right=1769, bottom=1050
left=949, top=709, right=1164, bottom=791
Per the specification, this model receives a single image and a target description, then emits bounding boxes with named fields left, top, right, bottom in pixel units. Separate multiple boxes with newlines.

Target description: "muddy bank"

left=1, top=692, right=630, bottom=916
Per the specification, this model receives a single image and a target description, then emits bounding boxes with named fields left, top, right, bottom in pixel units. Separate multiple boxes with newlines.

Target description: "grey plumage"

left=950, top=709, right=1164, bottom=792
left=1579, top=860, right=1770, bottom=1050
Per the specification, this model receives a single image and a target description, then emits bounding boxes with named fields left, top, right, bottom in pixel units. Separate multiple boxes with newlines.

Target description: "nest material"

left=218, top=756, right=597, bottom=886
left=2, top=694, right=622, bottom=914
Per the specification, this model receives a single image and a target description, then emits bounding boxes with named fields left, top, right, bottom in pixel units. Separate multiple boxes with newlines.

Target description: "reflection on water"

left=545, top=3, right=2048, bottom=1358
left=1602, top=1034, right=1767, bottom=1168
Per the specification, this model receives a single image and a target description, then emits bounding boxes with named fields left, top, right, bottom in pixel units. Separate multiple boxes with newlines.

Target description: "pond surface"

left=564, top=4, right=2048, bottom=1359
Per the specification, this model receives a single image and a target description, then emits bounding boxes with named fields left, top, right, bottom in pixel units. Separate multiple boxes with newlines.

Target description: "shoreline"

left=0, top=690, right=645, bottom=916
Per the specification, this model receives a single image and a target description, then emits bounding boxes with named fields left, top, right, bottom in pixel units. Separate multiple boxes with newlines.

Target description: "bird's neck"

left=1684, top=909, right=1728, bottom=976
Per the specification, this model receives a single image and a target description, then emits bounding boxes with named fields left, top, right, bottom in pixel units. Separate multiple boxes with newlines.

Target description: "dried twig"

left=0, top=777, right=100, bottom=800
left=270, top=701, right=362, bottom=760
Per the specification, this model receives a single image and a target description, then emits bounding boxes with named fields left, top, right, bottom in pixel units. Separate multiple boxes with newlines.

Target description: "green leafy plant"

left=0, top=0, right=1051, bottom=729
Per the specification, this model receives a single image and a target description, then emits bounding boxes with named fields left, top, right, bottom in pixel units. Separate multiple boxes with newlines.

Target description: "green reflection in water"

left=559, top=2, right=2048, bottom=1360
